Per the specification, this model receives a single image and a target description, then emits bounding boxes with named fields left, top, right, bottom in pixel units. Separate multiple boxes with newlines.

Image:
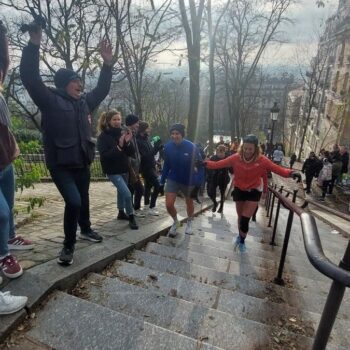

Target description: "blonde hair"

left=97, top=110, right=121, bottom=134
left=238, top=143, right=261, bottom=162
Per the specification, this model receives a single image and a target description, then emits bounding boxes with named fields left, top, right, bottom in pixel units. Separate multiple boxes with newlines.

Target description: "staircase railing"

left=265, top=185, right=350, bottom=350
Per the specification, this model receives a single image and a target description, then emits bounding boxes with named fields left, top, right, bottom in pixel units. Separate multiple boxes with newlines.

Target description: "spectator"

left=137, top=121, right=162, bottom=216
left=97, top=110, right=138, bottom=229
left=318, top=158, right=332, bottom=201
left=125, top=114, right=145, bottom=218
left=0, top=19, right=28, bottom=314
left=272, top=145, right=284, bottom=165
left=216, top=135, right=225, bottom=147
left=329, top=154, right=342, bottom=194
left=340, top=146, right=349, bottom=175
left=160, top=123, right=203, bottom=237
left=206, top=145, right=230, bottom=213
left=20, top=27, right=113, bottom=265
left=230, top=137, right=240, bottom=155
left=289, top=153, right=297, bottom=169
left=0, top=20, right=25, bottom=279
left=301, top=152, right=322, bottom=194
left=330, top=144, right=340, bottom=162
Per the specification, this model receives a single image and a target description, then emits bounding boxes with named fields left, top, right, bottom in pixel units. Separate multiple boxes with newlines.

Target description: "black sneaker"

left=117, top=210, right=129, bottom=220
left=57, top=247, right=74, bottom=265
left=79, top=230, right=103, bottom=242
left=129, top=215, right=139, bottom=230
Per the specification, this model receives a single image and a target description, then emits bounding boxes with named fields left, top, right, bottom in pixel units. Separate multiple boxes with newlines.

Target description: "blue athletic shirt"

left=160, top=139, right=203, bottom=186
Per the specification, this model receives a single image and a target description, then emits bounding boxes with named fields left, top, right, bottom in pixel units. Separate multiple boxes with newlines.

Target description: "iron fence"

left=14, top=152, right=106, bottom=181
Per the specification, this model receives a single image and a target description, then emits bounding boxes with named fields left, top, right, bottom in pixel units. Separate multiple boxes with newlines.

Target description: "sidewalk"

left=1, top=182, right=211, bottom=341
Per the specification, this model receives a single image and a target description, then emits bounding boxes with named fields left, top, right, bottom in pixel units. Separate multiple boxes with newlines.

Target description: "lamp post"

left=270, top=102, right=280, bottom=156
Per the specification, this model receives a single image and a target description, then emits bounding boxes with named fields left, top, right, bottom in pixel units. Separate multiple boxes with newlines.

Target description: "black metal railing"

left=14, top=152, right=106, bottom=181
left=265, top=184, right=350, bottom=350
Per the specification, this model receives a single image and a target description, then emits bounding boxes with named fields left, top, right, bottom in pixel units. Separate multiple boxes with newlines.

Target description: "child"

left=206, top=145, right=230, bottom=213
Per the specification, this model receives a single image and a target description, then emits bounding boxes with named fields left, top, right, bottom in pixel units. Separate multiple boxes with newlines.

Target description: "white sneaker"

left=0, top=291, right=28, bottom=315
left=168, top=221, right=180, bottom=238
left=185, top=220, right=193, bottom=235
left=148, top=208, right=159, bottom=216
left=134, top=209, right=146, bottom=218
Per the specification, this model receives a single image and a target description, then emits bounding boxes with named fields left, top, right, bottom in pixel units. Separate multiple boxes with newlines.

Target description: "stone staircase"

left=14, top=202, right=350, bottom=349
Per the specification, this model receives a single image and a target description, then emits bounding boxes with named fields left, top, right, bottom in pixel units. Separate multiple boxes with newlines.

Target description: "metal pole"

left=268, top=186, right=277, bottom=227
left=270, top=119, right=275, bottom=158
left=266, top=190, right=272, bottom=217
left=270, top=186, right=284, bottom=245
left=312, top=241, right=350, bottom=350
left=274, top=190, right=297, bottom=285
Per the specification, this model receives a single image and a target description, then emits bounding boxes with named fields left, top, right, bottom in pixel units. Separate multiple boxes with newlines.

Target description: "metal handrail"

left=266, top=185, right=350, bottom=349
left=269, top=187, right=350, bottom=286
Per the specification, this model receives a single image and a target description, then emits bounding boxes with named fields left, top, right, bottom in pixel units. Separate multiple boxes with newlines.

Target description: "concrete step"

left=85, top=273, right=313, bottom=350
left=109, top=262, right=349, bottom=348
left=146, top=241, right=328, bottom=282
left=132, top=250, right=350, bottom=311
left=26, top=291, right=222, bottom=350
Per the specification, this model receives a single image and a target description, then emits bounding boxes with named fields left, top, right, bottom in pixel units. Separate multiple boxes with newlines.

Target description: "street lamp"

left=269, top=102, right=280, bottom=155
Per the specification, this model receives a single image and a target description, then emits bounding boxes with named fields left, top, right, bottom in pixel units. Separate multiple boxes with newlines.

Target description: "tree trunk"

left=187, top=56, right=200, bottom=141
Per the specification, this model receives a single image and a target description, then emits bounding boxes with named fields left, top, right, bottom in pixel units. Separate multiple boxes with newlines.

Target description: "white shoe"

left=0, top=291, right=28, bottom=315
left=134, top=209, right=146, bottom=218
left=168, top=221, right=180, bottom=238
left=185, top=220, right=193, bottom=235
left=148, top=208, right=159, bottom=216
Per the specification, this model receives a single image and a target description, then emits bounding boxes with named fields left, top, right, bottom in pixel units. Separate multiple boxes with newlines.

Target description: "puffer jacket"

left=20, top=42, right=112, bottom=169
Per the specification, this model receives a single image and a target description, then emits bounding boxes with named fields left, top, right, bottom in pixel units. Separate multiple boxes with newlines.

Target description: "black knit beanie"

left=54, top=68, right=81, bottom=89
left=169, top=123, right=185, bottom=137
left=242, top=134, right=258, bottom=146
left=125, top=114, right=139, bottom=126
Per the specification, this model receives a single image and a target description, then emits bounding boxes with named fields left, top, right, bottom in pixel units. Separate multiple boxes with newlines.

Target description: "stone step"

left=146, top=241, right=327, bottom=282
left=108, top=262, right=349, bottom=348
left=85, top=273, right=313, bottom=350
left=26, top=291, right=222, bottom=350
left=132, top=250, right=350, bottom=309
left=157, top=235, right=310, bottom=268
left=139, top=244, right=328, bottom=288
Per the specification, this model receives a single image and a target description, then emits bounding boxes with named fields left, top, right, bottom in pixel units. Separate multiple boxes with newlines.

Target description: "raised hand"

left=100, top=39, right=113, bottom=66
left=29, top=26, right=42, bottom=46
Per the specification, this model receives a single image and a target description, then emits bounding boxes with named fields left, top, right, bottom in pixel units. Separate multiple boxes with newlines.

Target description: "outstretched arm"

left=86, top=40, right=113, bottom=111
left=264, top=156, right=293, bottom=178
left=20, top=28, right=53, bottom=110
left=205, top=155, right=234, bottom=170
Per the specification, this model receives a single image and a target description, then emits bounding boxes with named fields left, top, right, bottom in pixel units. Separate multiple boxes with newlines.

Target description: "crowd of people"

left=2, top=20, right=348, bottom=319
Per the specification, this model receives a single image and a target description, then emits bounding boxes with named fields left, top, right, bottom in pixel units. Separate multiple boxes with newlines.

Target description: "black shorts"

left=232, top=187, right=262, bottom=202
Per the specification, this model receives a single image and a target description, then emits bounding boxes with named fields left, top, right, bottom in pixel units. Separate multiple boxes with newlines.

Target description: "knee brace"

left=239, top=216, right=250, bottom=234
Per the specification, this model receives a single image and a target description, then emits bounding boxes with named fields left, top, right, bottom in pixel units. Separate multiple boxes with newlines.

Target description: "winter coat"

left=20, top=42, right=112, bottom=169
left=302, top=157, right=322, bottom=177
left=318, top=163, right=332, bottom=183
left=136, top=133, right=160, bottom=174
left=341, top=152, right=349, bottom=174
left=206, top=155, right=230, bottom=189
left=97, top=127, right=134, bottom=175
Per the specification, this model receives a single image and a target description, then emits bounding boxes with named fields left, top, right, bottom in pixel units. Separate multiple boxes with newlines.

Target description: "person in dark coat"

left=340, top=146, right=349, bottom=176
left=289, top=153, right=297, bottom=169
left=97, top=110, right=138, bottom=229
left=302, top=152, right=322, bottom=194
left=206, top=144, right=230, bottom=213
left=136, top=121, right=163, bottom=216
left=20, top=27, right=113, bottom=265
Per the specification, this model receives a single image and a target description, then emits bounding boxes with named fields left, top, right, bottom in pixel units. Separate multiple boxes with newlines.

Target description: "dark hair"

left=0, top=20, right=9, bottom=84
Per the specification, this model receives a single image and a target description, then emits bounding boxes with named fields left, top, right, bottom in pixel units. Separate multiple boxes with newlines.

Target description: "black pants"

left=49, top=167, right=91, bottom=248
left=143, top=169, right=160, bottom=208
left=322, top=180, right=331, bottom=198
left=129, top=179, right=144, bottom=211
left=305, top=174, right=313, bottom=193
left=207, top=178, right=227, bottom=209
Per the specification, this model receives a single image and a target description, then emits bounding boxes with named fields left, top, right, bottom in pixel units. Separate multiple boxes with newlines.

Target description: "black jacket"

left=136, top=133, right=160, bottom=174
left=97, top=128, right=134, bottom=175
left=206, top=155, right=230, bottom=187
left=341, top=152, right=349, bottom=174
left=302, top=157, right=322, bottom=177
left=20, top=42, right=112, bottom=169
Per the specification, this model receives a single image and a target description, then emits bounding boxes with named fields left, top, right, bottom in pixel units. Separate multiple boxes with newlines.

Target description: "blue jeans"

left=107, top=174, right=134, bottom=215
left=0, top=164, right=15, bottom=256
left=49, top=167, right=91, bottom=248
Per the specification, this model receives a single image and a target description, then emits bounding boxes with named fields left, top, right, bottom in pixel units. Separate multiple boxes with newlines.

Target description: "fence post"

left=270, top=186, right=284, bottom=245
left=267, top=185, right=277, bottom=226
left=266, top=189, right=272, bottom=216
left=312, top=240, right=350, bottom=350
left=274, top=189, right=297, bottom=285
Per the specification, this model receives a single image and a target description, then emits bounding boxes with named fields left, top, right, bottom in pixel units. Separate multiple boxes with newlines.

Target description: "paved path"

left=13, top=182, right=200, bottom=269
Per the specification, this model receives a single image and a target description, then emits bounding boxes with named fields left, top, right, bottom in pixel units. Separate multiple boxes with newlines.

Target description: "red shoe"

left=0, top=255, right=23, bottom=279
left=8, top=236, right=34, bottom=250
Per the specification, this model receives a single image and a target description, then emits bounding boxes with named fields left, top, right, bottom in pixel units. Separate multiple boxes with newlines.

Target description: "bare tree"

left=216, top=0, right=293, bottom=139
left=178, top=0, right=205, bottom=141
left=104, top=0, right=178, bottom=118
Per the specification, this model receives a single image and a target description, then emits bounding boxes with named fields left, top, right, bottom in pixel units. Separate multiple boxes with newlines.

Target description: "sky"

left=152, top=0, right=339, bottom=71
